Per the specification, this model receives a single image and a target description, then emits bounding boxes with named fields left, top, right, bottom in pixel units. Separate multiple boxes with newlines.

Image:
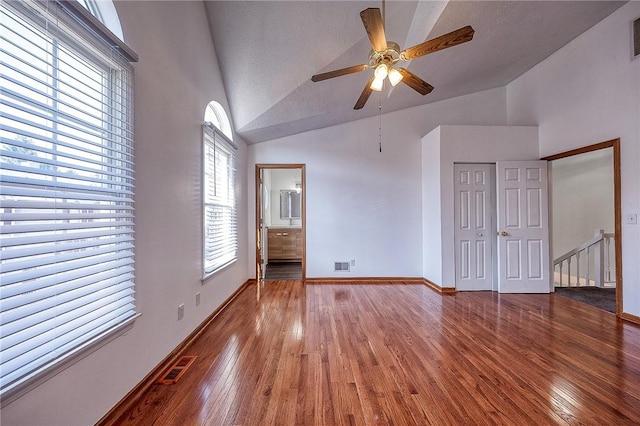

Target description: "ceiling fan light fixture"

left=374, top=63, right=388, bottom=80
left=388, top=68, right=403, bottom=86
left=370, top=76, right=384, bottom=92
left=310, top=5, right=474, bottom=111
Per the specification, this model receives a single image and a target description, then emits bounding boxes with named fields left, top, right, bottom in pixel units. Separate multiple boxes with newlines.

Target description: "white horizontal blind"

left=0, top=0, right=135, bottom=397
left=203, top=125, right=237, bottom=276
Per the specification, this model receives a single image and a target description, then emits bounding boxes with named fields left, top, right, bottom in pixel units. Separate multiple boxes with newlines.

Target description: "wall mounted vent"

left=334, top=262, right=350, bottom=272
left=634, top=17, right=640, bottom=57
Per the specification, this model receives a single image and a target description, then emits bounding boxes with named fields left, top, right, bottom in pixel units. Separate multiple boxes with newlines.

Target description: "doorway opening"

left=255, top=164, right=306, bottom=283
left=542, top=139, right=622, bottom=316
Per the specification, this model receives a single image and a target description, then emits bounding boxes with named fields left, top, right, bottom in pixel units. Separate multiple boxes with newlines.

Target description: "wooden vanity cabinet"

left=268, top=228, right=302, bottom=261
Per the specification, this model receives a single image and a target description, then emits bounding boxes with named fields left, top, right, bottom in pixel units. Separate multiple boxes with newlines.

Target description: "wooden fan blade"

left=360, top=8, right=387, bottom=52
left=354, top=77, right=375, bottom=110
left=311, top=64, right=369, bottom=82
left=401, top=25, right=474, bottom=60
left=397, top=68, right=433, bottom=95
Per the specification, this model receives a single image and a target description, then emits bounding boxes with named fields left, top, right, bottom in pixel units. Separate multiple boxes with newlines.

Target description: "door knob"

left=477, top=232, right=483, bottom=237
left=498, top=230, right=509, bottom=237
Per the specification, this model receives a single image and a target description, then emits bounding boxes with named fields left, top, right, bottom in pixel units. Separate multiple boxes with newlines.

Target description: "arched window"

left=202, top=102, right=237, bottom=278
left=205, top=101, right=233, bottom=141
left=77, top=0, right=124, bottom=40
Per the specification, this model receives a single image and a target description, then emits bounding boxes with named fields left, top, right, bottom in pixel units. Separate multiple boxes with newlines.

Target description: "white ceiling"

left=204, top=1, right=626, bottom=144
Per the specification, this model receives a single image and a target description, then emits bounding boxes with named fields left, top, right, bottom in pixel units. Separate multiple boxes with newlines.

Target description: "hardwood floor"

left=112, top=281, right=640, bottom=425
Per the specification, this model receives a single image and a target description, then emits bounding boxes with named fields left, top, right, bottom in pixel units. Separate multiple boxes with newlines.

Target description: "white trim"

left=204, top=101, right=233, bottom=142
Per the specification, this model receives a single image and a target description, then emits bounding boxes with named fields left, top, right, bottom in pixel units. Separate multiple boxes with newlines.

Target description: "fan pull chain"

left=379, top=0, right=385, bottom=153
left=378, top=93, right=382, bottom=153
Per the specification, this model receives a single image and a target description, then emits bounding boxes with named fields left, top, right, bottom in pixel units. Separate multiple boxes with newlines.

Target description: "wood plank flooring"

left=112, top=281, right=640, bottom=425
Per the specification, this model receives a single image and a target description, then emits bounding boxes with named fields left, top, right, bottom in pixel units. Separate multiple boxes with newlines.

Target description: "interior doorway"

left=255, top=164, right=306, bottom=283
left=542, top=139, right=622, bottom=315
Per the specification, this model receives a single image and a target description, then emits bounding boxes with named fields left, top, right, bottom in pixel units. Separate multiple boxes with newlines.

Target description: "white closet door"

left=496, top=161, right=550, bottom=293
left=454, top=164, right=495, bottom=291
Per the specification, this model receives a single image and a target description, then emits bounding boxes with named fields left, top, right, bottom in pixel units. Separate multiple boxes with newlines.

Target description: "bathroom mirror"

left=280, top=190, right=301, bottom=219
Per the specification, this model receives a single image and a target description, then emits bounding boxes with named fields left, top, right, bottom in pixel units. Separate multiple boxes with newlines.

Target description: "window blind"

left=0, top=0, right=136, bottom=399
left=203, top=124, right=237, bottom=276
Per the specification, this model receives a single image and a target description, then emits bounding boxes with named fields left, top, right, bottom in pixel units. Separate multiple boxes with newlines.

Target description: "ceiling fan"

left=311, top=7, right=475, bottom=110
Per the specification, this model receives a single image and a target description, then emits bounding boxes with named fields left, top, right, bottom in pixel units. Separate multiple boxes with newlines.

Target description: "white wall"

left=550, top=149, right=614, bottom=256
left=507, top=1, right=640, bottom=315
left=1, top=2, right=249, bottom=425
left=421, top=125, right=540, bottom=288
left=421, top=127, right=443, bottom=284
left=248, top=87, right=509, bottom=279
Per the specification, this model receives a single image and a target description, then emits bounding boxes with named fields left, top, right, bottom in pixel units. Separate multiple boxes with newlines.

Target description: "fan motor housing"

left=368, top=41, right=401, bottom=68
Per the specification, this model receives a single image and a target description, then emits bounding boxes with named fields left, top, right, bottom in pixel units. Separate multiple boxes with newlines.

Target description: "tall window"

left=0, top=0, right=136, bottom=400
left=203, top=102, right=237, bottom=277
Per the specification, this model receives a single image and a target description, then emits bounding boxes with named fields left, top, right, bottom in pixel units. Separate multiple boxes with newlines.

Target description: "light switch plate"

left=627, top=213, right=638, bottom=225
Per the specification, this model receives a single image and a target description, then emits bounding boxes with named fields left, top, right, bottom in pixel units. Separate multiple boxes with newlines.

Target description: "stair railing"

left=553, top=229, right=616, bottom=288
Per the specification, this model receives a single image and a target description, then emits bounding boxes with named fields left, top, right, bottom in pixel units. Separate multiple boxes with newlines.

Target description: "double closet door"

left=454, top=161, right=550, bottom=293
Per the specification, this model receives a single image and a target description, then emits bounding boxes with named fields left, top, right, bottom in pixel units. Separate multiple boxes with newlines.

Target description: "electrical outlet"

left=178, top=304, right=184, bottom=320
left=351, top=259, right=356, bottom=267
left=195, top=292, right=201, bottom=306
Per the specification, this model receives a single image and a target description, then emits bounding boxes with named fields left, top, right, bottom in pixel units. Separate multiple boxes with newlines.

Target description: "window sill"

left=1, top=313, right=140, bottom=407
left=202, top=259, right=237, bottom=284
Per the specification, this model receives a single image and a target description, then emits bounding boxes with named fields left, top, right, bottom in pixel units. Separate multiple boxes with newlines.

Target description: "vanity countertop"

left=267, top=225, right=301, bottom=229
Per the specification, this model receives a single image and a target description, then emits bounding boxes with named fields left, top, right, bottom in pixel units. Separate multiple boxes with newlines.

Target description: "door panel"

left=460, top=241, right=470, bottom=279
left=475, top=191, right=485, bottom=228
left=506, top=240, right=521, bottom=279
left=527, top=188, right=542, bottom=227
left=454, top=164, right=495, bottom=291
left=528, top=240, right=543, bottom=279
left=497, top=161, right=550, bottom=293
left=505, top=188, right=520, bottom=227
left=475, top=240, right=486, bottom=278
left=460, top=190, right=470, bottom=229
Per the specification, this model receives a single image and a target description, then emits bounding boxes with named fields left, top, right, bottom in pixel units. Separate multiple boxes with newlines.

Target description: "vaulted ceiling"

left=204, top=1, right=626, bottom=144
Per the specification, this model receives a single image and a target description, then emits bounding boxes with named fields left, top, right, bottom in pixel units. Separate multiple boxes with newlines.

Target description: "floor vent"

left=157, top=355, right=197, bottom=385
left=334, top=262, right=350, bottom=272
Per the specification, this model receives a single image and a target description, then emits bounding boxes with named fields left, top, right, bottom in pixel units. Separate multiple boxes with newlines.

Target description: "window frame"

left=202, top=121, right=238, bottom=279
left=76, top=0, right=123, bottom=41
left=0, top=0, right=138, bottom=404
left=204, top=100, right=233, bottom=141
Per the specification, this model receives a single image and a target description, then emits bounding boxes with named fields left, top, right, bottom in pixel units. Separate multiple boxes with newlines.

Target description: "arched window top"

left=205, top=101, right=233, bottom=141
left=77, top=0, right=124, bottom=41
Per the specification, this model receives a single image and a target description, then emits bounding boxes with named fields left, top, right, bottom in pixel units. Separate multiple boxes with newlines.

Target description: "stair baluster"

left=553, top=229, right=615, bottom=289
left=586, top=245, right=590, bottom=288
